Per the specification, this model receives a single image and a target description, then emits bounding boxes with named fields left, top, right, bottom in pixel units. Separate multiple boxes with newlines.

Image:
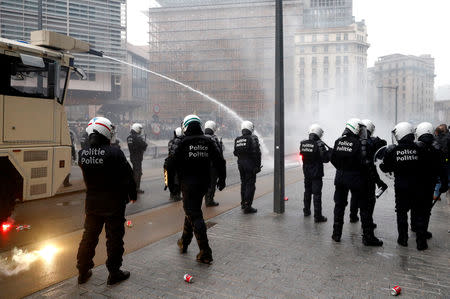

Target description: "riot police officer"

left=380, top=122, right=430, bottom=250
left=77, top=117, right=136, bottom=285
left=127, top=123, right=148, bottom=194
left=168, top=115, right=226, bottom=264
left=166, top=127, right=183, bottom=201
left=234, top=121, right=261, bottom=214
left=414, top=122, right=448, bottom=242
left=349, top=119, right=387, bottom=226
left=330, top=118, right=383, bottom=246
left=299, top=124, right=330, bottom=222
left=204, top=120, right=224, bottom=207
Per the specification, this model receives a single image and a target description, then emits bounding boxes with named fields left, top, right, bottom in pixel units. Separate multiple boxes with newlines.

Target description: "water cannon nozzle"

left=88, top=49, right=103, bottom=57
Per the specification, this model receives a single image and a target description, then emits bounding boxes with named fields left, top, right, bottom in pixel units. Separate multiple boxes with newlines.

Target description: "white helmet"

left=361, top=119, right=375, bottom=135
left=182, top=114, right=201, bottom=132
left=308, top=124, right=323, bottom=138
left=88, top=117, right=114, bottom=140
left=205, top=120, right=217, bottom=132
left=86, top=117, right=96, bottom=134
left=393, top=122, right=414, bottom=141
left=131, top=123, right=143, bottom=134
left=346, top=118, right=362, bottom=135
left=415, top=122, right=433, bottom=138
left=241, top=120, right=254, bottom=133
left=175, top=127, right=183, bottom=137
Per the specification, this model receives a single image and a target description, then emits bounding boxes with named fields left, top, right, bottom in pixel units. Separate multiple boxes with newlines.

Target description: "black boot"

left=314, top=215, right=327, bottom=223
left=397, top=234, right=408, bottom=247
left=196, top=250, right=213, bottom=264
left=78, top=269, right=92, bottom=284
left=244, top=206, right=257, bottom=214
left=332, top=223, right=342, bottom=242
left=177, top=238, right=188, bottom=253
left=416, top=238, right=428, bottom=251
left=362, top=234, right=383, bottom=247
left=107, top=270, right=130, bottom=285
left=196, top=241, right=213, bottom=264
left=425, top=231, right=432, bottom=239
left=303, top=210, right=311, bottom=217
left=349, top=215, right=359, bottom=223
left=206, top=201, right=219, bottom=207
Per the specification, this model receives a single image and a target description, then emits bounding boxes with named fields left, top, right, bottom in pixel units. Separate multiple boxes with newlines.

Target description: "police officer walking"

left=166, top=127, right=183, bottom=201
left=76, top=117, right=136, bottom=285
left=413, top=122, right=448, bottom=242
left=349, top=119, right=387, bottom=226
left=168, top=115, right=226, bottom=264
left=299, top=124, right=330, bottom=222
left=380, top=122, right=431, bottom=250
left=330, top=118, right=383, bottom=246
left=234, top=121, right=261, bottom=214
left=127, top=123, right=148, bottom=194
left=204, top=120, right=224, bottom=207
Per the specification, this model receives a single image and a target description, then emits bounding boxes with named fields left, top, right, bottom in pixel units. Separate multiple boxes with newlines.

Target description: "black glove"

left=254, top=166, right=262, bottom=174
left=439, top=185, right=449, bottom=194
left=217, top=178, right=226, bottom=191
left=376, top=179, right=388, bottom=190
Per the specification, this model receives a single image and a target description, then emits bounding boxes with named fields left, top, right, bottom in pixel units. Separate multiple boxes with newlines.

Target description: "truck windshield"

left=0, top=54, right=68, bottom=103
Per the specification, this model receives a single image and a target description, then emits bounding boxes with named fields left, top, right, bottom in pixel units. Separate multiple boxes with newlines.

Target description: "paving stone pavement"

left=27, top=169, right=450, bottom=299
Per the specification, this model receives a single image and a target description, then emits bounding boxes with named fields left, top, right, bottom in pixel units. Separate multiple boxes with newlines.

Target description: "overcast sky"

left=127, top=0, right=449, bottom=86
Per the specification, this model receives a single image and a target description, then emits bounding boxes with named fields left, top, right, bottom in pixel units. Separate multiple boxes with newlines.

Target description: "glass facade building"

left=0, top=0, right=126, bottom=74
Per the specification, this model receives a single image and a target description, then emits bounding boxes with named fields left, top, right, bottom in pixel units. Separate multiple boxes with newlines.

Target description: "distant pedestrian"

left=77, top=117, right=136, bottom=285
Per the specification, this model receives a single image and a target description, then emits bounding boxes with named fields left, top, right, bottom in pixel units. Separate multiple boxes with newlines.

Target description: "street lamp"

left=274, top=0, right=284, bottom=214
left=313, top=88, right=334, bottom=118
left=377, top=85, right=399, bottom=125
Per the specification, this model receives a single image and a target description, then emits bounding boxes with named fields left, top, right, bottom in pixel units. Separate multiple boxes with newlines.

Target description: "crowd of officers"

left=74, top=113, right=448, bottom=285
left=75, top=114, right=261, bottom=284
left=300, top=118, right=449, bottom=251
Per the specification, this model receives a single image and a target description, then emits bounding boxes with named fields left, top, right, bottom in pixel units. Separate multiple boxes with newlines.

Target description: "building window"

left=336, top=33, right=341, bottom=41
left=344, top=33, right=348, bottom=40
left=312, top=46, right=317, bottom=53
left=324, top=45, right=328, bottom=53
left=300, top=46, right=305, bottom=53
left=312, top=68, right=317, bottom=76
left=344, top=44, right=348, bottom=51
left=336, top=56, right=341, bottom=65
left=312, top=57, right=317, bottom=65
left=324, top=56, right=329, bottom=65
left=344, top=56, right=348, bottom=64
left=300, top=35, right=305, bottom=43
left=312, top=34, right=317, bottom=42
left=324, top=34, right=329, bottom=41
left=336, top=45, right=341, bottom=52
left=300, top=68, right=305, bottom=76
left=300, top=57, right=305, bottom=65
left=324, top=67, right=329, bottom=75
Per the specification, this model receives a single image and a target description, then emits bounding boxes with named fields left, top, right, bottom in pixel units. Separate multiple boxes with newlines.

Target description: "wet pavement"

left=23, top=167, right=450, bottom=299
